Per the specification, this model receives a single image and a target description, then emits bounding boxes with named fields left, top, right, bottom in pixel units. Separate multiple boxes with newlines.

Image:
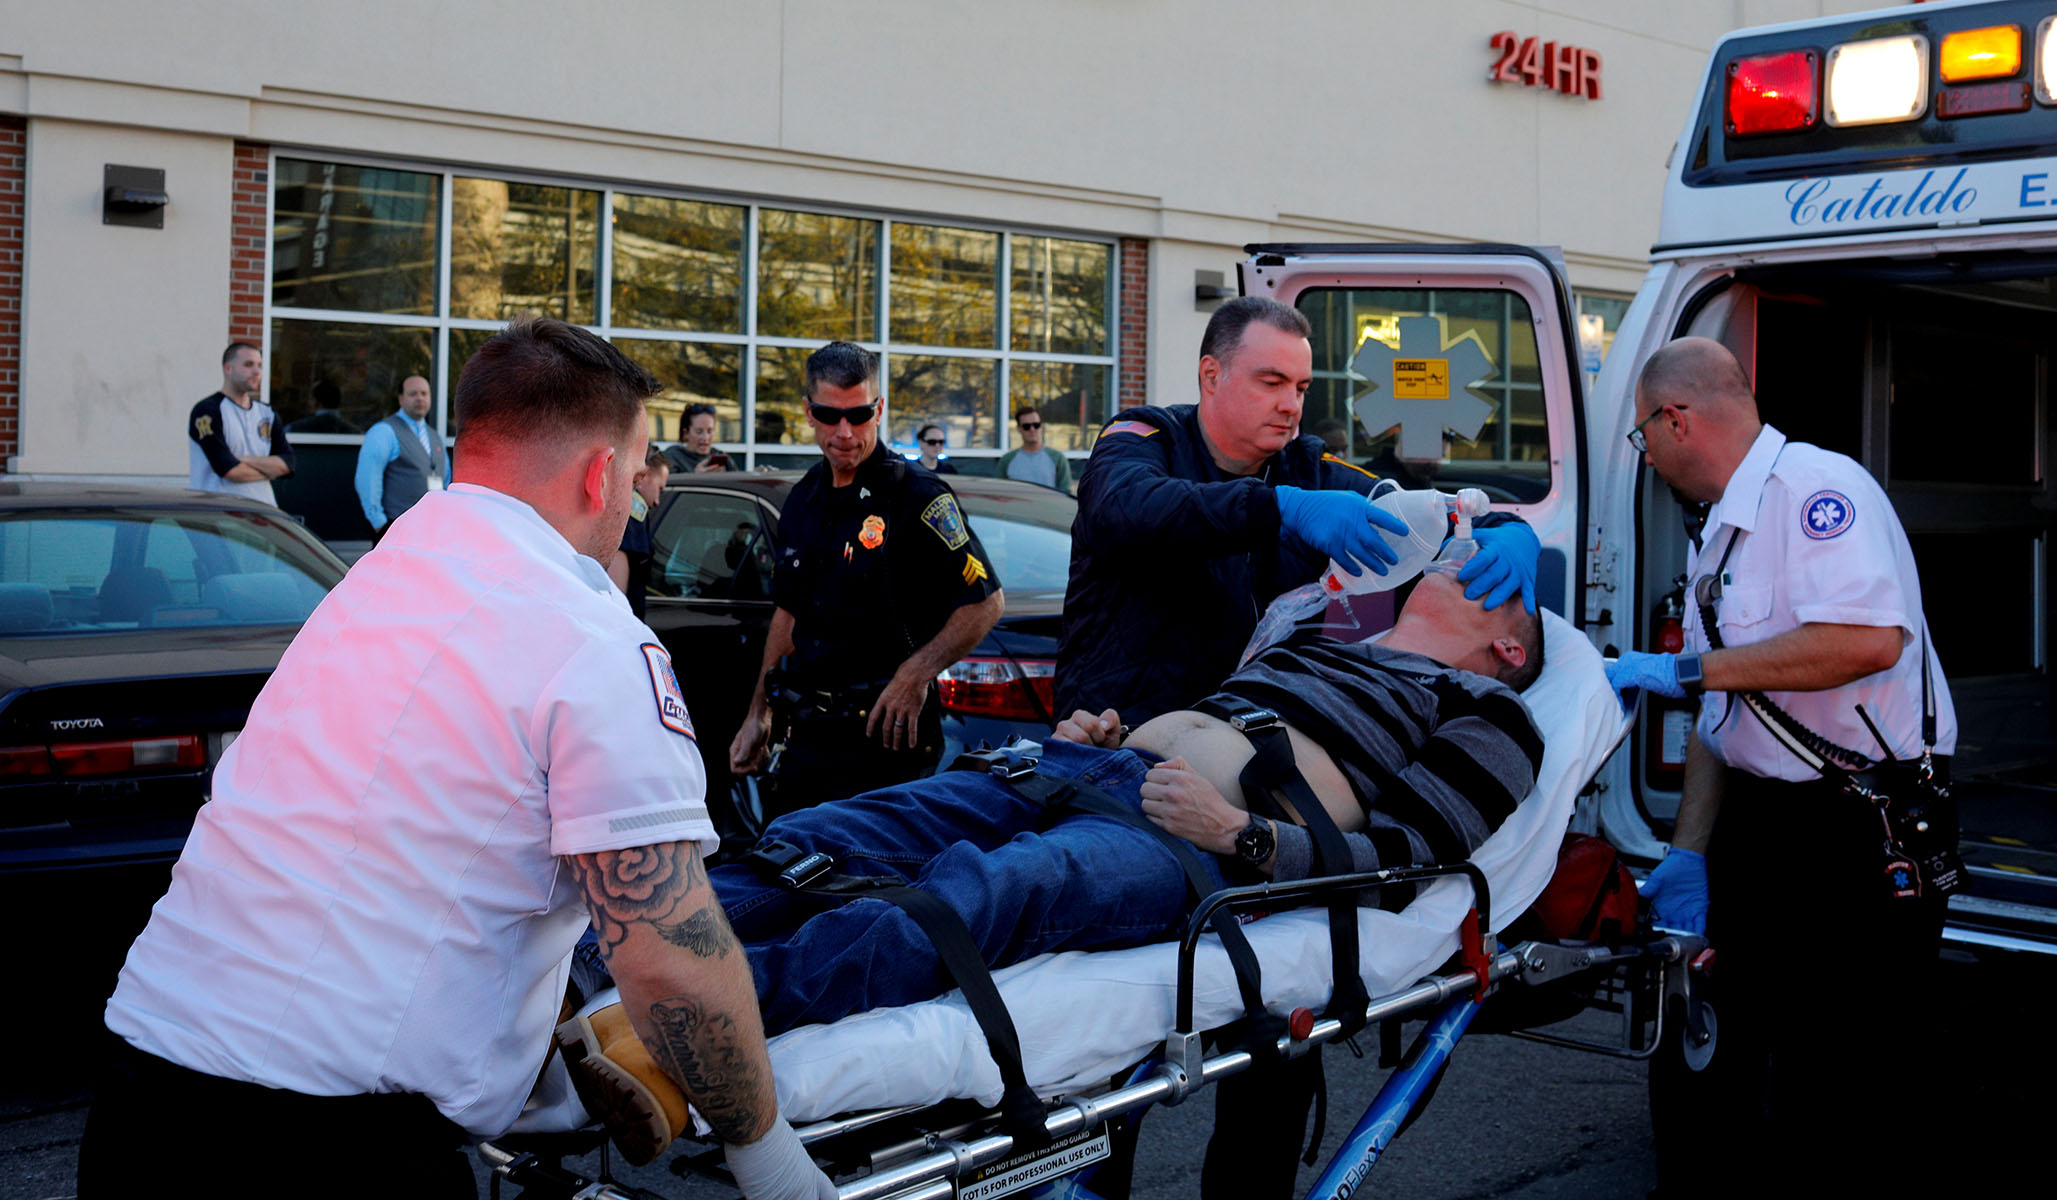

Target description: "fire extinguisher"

left=1645, top=584, right=1691, bottom=787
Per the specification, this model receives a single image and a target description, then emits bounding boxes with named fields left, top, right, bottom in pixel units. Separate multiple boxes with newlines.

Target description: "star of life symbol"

left=1348, top=315, right=1496, bottom=460
left=1802, top=490, right=1854, bottom=540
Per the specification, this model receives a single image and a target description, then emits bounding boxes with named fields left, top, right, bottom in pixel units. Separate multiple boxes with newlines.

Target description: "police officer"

left=1057, top=296, right=1540, bottom=1200
left=1608, top=337, right=1955, bottom=1193
left=730, top=342, right=1003, bottom=816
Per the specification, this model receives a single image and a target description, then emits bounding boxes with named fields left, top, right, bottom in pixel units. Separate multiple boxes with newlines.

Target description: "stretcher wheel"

left=1682, top=1002, right=1717, bottom=1073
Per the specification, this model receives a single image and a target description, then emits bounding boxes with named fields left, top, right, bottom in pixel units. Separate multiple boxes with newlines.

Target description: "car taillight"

left=0, top=735, right=209, bottom=780
left=1727, top=49, right=1819, bottom=136
left=937, top=657, right=1056, bottom=722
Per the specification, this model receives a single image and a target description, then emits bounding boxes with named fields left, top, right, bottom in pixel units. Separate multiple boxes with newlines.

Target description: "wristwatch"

left=1675, top=652, right=1705, bottom=696
left=1233, top=816, right=1276, bottom=866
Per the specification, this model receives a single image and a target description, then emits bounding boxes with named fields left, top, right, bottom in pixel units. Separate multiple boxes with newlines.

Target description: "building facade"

left=0, top=0, right=1876, bottom=536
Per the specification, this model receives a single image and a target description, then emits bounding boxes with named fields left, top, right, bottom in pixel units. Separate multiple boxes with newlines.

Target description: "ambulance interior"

left=1634, top=253, right=2057, bottom=935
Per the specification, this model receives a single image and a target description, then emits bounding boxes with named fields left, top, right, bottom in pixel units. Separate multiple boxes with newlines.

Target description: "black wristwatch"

left=1233, top=817, right=1276, bottom=866
left=1675, top=652, right=1705, bottom=696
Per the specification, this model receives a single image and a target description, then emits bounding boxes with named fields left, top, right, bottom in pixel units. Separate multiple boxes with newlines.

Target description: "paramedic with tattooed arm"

left=84, top=318, right=830, bottom=1200
left=1609, top=337, right=1955, bottom=1195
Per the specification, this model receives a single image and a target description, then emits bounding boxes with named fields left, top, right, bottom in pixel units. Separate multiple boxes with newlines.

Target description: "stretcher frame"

left=479, top=862, right=1714, bottom=1200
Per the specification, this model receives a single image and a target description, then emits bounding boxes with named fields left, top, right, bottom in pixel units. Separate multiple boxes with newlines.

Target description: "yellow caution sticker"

left=1393, top=358, right=1450, bottom=399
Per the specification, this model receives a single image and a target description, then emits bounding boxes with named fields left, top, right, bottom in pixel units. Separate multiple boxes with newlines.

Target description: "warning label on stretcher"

left=958, top=1122, right=1111, bottom=1199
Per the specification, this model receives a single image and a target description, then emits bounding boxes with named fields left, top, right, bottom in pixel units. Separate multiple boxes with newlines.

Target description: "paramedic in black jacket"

left=1057, top=296, right=1540, bottom=1200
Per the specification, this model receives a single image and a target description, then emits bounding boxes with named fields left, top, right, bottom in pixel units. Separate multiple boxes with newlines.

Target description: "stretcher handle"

left=1173, top=862, right=1491, bottom=1033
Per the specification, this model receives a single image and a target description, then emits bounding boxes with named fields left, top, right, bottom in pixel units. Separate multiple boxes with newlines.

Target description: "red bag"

left=1525, top=832, right=1641, bottom=943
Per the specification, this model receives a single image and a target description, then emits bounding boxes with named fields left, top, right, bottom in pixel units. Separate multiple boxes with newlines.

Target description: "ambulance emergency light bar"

left=1725, top=17, right=2057, bottom=137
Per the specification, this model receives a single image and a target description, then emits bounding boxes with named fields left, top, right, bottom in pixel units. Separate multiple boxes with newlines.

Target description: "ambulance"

left=1239, top=0, right=2056, bottom=953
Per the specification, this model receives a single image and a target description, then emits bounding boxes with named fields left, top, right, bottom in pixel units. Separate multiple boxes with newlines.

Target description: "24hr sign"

left=1489, top=32, right=1602, bottom=100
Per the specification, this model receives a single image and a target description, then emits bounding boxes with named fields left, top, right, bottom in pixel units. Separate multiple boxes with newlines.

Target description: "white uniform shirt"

left=106, top=484, right=714, bottom=1137
left=1685, top=425, right=1955, bottom=780
left=188, top=393, right=282, bottom=504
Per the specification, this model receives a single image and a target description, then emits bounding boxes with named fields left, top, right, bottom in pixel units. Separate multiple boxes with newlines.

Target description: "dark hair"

left=645, top=445, right=672, bottom=469
left=455, top=316, right=658, bottom=449
left=222, top=341, right=260, bottom=366
left=1014, top=406, right=1042, bottom=425
left=1199, top=297, right=1312, bottom=371
left=683, top=403, right=717, bottom=424
left=917, top=423, right=945, bottom=442
left=1497, top=605, right=1547, bottom=693
left=804, top=341, right=878, bottom=399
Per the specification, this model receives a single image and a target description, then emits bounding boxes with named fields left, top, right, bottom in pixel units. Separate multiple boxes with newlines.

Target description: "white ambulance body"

left=1242, top=0, right=2057, bottom=951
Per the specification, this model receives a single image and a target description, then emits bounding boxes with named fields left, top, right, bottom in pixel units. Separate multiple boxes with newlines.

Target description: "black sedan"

left=0, top=484, right=345, bottom=873
left=640, top=471, right=1072, bottom=837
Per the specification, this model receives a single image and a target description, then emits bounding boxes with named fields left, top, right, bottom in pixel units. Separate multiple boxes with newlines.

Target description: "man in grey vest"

left=354, top=375, right=448, bottom=542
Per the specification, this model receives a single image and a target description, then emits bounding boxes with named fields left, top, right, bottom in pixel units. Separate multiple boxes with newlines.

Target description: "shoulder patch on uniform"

left=1322, top=453, right=1380, bottom=480
left=192, top=414, right=213, bottom=439
left=1801, top=489, right=1855, bottom=540
left=641, top=643, right=696, bottom=740
left=1103, top=419, right=1159, bottom=438
left=920, top=493, right=971, bottom=549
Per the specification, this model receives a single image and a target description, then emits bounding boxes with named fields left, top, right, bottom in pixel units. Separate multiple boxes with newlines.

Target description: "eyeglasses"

left=921, top=437, right=946, bottom=446
left=809, top=400, right=879, bottom=427
left=1017, top=421, right=1042, bottom=431
left=1626, top=404, right=1682, bottom=453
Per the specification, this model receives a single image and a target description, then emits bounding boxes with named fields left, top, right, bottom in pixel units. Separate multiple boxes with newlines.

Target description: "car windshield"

left=0, top=507, right=341, bottom=637
left=958, top=489, right=1073, bottom=593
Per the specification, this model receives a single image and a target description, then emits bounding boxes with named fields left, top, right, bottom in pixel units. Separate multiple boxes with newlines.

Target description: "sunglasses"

left=809, top=401, right=879, bottom=427
left=921, top=437, right=946, bottom=446
left=1018, top=421, right=1042, bottom=431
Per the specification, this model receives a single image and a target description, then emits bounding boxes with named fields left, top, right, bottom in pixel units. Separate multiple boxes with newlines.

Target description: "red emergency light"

left=1727, top=49, right=1820, bottom=135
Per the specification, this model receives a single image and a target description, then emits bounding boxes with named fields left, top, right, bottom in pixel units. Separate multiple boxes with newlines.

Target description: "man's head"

left=683, top=404, right=718, bottom=454
left=637, top=445, right=671, bottom=506
left=803, top=341, right=882, bottom=482
left=452, top=316, right=657, bottom=561
left=221, top=342, right=262, bottom=402
left=398, top=375, right=432, bottom=421
left=1630, top=337, right=1763, bottom=504
left=1388, top=570, right=1547, bottom=692
left=1197, top=297, right=1314, bottom=467
left=1014, top=406, right=1045, bottom=452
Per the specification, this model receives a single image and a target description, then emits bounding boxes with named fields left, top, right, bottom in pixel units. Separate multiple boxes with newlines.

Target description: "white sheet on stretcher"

left=743, top=610, right=1628, bottom=1125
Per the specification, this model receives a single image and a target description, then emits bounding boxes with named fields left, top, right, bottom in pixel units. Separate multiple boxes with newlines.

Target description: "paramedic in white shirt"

left=186, top=341, right=294, bottom=504
left=1607, top=337, right=1955, bottom=1194
left=87, top=317, right=832, bottom=1200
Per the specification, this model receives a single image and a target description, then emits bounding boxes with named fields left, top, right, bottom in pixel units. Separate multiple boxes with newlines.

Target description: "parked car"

left=641, top=471, right=1071, bottom=838
left=0, top=484, right=346, bottom=872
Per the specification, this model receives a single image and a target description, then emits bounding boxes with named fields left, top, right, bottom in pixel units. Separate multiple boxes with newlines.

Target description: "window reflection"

left=758, top=210, right=879, bottom=341
left=450, top=179, right=600, bottom=323
left=891, top=223, right=997, bottom=349
left=753, top=346, right=813, bottom=447
left=611, top=194, right=745, bottom=332
left=1011, top=237, right=1109, bottom=355
left=269, top=319, right=433, bottom=433
left=891, top=356, right=997, bottom=450
left=614, top=338, right=743, bottom=444
left=272, top=159, right=439, bottom=315
left=1008, top=362, right=1107, bottom=452
left=446, top=327, right=501, bottom=439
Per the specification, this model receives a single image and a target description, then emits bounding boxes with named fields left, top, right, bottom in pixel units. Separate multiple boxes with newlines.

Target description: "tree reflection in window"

left=611, top=195, right=745, bottom=332
left=758, top=210, right=878, bottom=342
left=615, top=338, right=743, bottom=444
left=890, top=356, right=997, bottom=450
left=1011, top=237, right=1109, bottom=356
left=891, top=223, right=997, bottom=349
left=450, top=179, right=600, bottom=323
left=1008, top=362, right=1108, bottom=453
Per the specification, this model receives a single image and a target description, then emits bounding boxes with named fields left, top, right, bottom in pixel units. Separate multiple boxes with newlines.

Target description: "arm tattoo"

left=659, top=905, right=737, bottom=959
left=568, top=844, right=711, bottom=955
left=648, top=996, right=766, bottom=1144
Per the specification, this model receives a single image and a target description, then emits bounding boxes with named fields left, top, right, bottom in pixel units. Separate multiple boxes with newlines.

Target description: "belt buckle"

left=744, top=838, right=834, bottom=889
left=1228, top=707, right=1281, bottom=734
left=778, top=851, right=834, bottom=889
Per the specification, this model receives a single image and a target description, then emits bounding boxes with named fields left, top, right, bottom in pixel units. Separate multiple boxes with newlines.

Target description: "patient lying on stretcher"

left=557, top=571, right=1545, bottom=1160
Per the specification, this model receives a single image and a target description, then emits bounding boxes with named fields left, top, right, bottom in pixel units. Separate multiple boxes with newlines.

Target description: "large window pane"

left=757, top=210, right=879, bottom=341
left=615, top=338, right=743, bottom=444
left=450, top=179, right=600, bottom=323
left=890, top=355, right=998, bottom=450
left=611, top=195, right=746, bottom=333
left=1008, top=362, right=1109, bottom=453
left=753, top=346, right=813, bottom=447
left=271, top=159, right=439, bottom=315
left=1011, top=237, right=1109, bottom=355
left=270, top=318, right=433, bottom=433
left=890, top=223, right=997, bottom=349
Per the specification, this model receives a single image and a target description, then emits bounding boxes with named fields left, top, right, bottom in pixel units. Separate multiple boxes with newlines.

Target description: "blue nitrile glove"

left=1642, top=847, right=1710, bottom=935
left=1606, top=650, right=1687, bottom=711
left=1275, top=485, right=1406, bottom=577
left=1459, top=521, right=1540, bottom=613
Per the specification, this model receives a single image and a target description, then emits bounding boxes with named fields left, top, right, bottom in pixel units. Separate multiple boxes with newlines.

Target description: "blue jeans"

left=708, top=740, right=1230, bottom=1034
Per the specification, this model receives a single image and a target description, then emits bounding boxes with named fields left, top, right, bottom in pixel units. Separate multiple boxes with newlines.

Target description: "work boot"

left=554, top=992, right=692, bottom=1166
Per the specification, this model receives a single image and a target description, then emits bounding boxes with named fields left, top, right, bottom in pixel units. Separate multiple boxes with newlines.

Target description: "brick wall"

left=0, top=117, right=23, bottom=464
left=1116, top=236, right=1147, bottom=408
left=229, top=142, right=268, bottom=345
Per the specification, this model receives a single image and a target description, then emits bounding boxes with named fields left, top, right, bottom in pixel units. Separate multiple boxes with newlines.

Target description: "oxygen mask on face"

left=1423, top=489, right=1491, bottom=579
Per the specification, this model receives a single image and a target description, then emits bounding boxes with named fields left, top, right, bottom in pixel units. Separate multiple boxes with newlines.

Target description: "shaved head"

left=1636, top=337, right=1756, bottom=419
left=1631, top=337, right=1763, bottom=503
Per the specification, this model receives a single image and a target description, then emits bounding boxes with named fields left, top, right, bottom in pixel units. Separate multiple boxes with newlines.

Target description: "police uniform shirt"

left=773, top=443, right=999, bottom=686
left=105, top=484, right=714, bottom=1138
left=188, top=391, right=294, bottom=505
left=1683, top=424, right=1956, bottom=780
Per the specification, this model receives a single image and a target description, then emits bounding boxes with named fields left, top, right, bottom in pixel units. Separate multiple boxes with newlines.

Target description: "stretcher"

left=482, top=611, right=1706, bottom=1199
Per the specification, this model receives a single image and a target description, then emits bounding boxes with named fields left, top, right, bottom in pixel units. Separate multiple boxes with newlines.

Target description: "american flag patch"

left=1102, top=419, right=1159, bottom=438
